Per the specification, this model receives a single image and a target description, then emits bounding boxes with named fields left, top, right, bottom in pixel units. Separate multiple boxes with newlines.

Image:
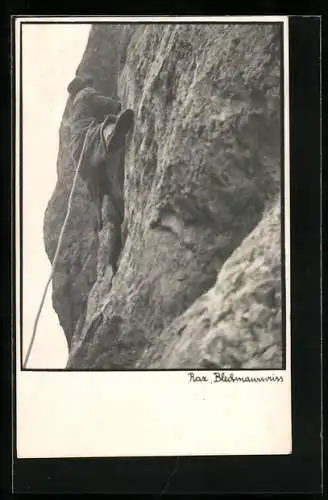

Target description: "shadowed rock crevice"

left=44, top=23, right=283, bottom=369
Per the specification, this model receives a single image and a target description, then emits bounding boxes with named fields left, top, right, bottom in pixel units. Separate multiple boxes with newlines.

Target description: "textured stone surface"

left=147, top=199, right=283, bottom=369
left=44, top=23, right=283, bottom=369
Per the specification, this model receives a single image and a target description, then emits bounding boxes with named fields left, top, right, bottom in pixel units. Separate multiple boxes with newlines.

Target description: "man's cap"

left=67, top=75, right=94, bottom=96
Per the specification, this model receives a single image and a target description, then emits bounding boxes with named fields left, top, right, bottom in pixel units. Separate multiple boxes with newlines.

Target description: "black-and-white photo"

left=21, top=20, right=286, bottom=371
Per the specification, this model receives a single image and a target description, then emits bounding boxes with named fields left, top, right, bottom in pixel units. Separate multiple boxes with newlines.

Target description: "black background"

left=2, top=11, right=323, bottom=495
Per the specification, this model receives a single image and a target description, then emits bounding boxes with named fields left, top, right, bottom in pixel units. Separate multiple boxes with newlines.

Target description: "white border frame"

left=15, top=16, right=291, bottom=458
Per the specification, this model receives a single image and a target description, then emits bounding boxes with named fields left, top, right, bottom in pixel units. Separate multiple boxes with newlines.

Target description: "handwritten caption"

left=187, top=372, right=284, bottom=384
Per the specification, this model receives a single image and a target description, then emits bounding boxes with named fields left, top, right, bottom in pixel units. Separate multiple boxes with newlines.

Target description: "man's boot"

left=102, top=109, right=134, bottom=153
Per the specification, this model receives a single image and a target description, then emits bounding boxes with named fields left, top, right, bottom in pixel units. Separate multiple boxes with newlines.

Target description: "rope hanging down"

left=23, top=124, right=94, bottom=369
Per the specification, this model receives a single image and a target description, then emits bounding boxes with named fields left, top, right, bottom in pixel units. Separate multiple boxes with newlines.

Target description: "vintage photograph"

left=20, top=20, right=285, bottom=371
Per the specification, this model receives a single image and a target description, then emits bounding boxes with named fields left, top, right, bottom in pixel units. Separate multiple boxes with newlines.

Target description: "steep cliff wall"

left=44, top=23, right=283, bottom=369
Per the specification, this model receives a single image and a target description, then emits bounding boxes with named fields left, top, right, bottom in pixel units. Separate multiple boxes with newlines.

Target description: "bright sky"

left=22, top=24, right=91, bottom=368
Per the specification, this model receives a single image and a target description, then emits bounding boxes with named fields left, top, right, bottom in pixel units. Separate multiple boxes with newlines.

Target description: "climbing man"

left=67, top=75, right=134, bottom=273
left=23, top=76, right=134, bottom=369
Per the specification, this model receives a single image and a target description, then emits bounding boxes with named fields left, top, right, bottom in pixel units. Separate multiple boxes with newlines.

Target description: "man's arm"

left=88, top=91, right=122, bottom=119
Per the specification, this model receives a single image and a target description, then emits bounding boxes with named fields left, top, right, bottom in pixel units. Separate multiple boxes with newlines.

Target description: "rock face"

left=147, top=200, right=283, bottom=369
left=44, top=23, right=283, bottom=369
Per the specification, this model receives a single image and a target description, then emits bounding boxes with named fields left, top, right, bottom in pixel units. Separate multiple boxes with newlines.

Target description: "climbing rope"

left=23, top=124, right=95, bottom=369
